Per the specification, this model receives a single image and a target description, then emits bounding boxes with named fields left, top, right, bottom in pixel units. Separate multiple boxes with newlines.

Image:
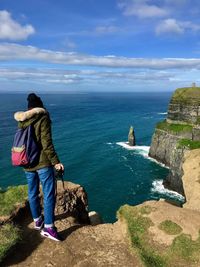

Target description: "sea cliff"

left=149, top=86, right=200, bottom=195
left=2, top=88, right=200, bottom=266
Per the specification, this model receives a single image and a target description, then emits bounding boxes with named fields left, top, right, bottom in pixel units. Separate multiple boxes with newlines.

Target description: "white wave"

left=151, top=180, right=185, bottom=202
left=158, top=112, right=167, bottom=115
left=106, top=142, right=113, bottom=145
left=116, top=142, right=169, bottom=168
left=148, top=156, right=169, bottom=169
left=117, top=142, right=149, bottom=153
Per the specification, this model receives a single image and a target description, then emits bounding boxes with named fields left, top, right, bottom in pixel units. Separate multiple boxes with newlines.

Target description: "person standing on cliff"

left=14, top=93, right=64, bottom=242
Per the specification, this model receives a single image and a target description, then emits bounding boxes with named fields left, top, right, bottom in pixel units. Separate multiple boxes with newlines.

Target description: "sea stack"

left=128, top=126, right=136, bottom=146
left=149, top=85, right=200, bottom=195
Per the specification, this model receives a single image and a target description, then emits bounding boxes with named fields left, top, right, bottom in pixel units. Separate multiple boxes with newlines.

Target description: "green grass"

left=171, top=87, right=200, bottom=105
left=169, top=233, right=200, bottom=264
left=117, top=205, right=167, bottom=267
left=156, top=120, right=193, bottom=134
left=0, top=223, right=21, bottom=262
left=139, top=206, right=154, bottom=215
left=159, top=220, right=182, bottom=235
left=118, top=204, right=200, bottom=267
left=177, top=139, right=200, bottom=150
left=0, top=185, right=28, bottom=217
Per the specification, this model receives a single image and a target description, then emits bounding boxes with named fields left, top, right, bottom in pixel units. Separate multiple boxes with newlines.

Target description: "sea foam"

left=116, top=142, right=168, bottom=168
left=116, top=142, right=149, bottom=153
left=158, top=112, right=167, bottom=115
left=151, top=180, right=185, bottom=202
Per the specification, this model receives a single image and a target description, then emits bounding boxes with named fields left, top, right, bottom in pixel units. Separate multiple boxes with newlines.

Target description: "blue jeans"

left=25, top=166, right=55, bottom=227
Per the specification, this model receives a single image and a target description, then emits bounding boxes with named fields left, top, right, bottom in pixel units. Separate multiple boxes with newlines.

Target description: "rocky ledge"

left=0, top=182, right=139, bottom=267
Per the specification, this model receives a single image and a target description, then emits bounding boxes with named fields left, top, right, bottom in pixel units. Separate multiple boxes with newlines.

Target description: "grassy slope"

left=156, top=120, right=193, bottom=133
left=0, top=224, right=21, bottom=262
left=177, top=139, right=200, bottom=150
left=118, top=204, right=200, bottom=267
left=0, top=185, right=28, bottom=217
left=0, top=185, right=27, bottom=262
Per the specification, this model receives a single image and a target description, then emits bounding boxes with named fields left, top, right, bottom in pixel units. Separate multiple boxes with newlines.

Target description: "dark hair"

left=27, top=93, right=44, bottom=109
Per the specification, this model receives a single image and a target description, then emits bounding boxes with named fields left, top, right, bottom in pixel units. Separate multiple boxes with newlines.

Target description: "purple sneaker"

left=41, top=227, right=61, bottom=241
left=34, top=216, right=44, bottom=230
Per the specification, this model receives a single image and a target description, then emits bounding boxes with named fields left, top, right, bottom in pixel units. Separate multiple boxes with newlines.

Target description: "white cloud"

left=1, top=67, right=199, bottom=92
left=0, top=67, right=175, bottom=86
left=1, top=43, right=200, bottom=70
left=180, top=21, right=200, bottom=32
left=156, top=19, right=184, bottom=35
left=118, top=0, right=200, bottom=36
left=156, top=18, right=200, bottom=35
left=0, top=68, right=82, bottom=84
left=118, top=0, right=168, bottom=18
left=0, top=10, right=35, bottom=40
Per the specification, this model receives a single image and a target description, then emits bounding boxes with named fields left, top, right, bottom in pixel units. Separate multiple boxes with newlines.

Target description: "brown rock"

left=55, top=181, right=90, bottom=224
left=182, top=149, right=200, bottom=211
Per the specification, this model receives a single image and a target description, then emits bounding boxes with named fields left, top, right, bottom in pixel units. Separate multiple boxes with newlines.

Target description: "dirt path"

left=1, top=208, right=141, bottom=267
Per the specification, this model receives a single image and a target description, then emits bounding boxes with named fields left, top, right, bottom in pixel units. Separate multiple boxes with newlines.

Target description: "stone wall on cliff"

left=149, top=86, right=200, bottom=195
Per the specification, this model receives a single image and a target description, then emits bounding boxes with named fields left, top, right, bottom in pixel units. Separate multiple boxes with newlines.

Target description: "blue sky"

left=0, top=0, right=200, bottom=92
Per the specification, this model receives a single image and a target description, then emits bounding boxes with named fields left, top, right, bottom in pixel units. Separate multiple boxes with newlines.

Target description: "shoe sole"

left=40, top=230, right=61, bottom=242
left=34, top=222, right=44, bottom=230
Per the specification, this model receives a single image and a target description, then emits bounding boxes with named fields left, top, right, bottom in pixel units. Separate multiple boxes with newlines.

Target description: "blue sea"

left=0, top=92, right=184, bottom=222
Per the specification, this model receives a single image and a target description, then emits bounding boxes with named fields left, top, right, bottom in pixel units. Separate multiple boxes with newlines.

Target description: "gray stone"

left=167, top=103, right=199, bottom=124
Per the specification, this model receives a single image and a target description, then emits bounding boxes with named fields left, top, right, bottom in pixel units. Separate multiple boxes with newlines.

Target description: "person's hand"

left=54, top=163, right=64, bottom=171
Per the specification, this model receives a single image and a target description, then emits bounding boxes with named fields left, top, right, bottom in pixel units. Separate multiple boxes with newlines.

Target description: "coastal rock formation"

left=128, top=126, right=136, bottom=146
left=167, top=86, right=200, bottom=124
left=149, top=86, right=200, bottom=195
left=0, top=181, right=90, bottom=226
left=54, top=181, right=90, bottom=224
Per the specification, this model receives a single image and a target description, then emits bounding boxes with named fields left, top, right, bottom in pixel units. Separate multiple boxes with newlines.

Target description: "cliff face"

left=149, top=86, right=200, bottom=195
left=167, top=87, right=200, bottom=124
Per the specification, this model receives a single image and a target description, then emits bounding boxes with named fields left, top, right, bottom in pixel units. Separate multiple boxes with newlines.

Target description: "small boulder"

left=89, top=211, right=103, bottom=225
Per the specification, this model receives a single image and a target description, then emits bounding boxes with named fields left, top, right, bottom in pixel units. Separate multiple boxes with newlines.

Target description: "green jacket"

left=14, top=107, right=60, bottom=171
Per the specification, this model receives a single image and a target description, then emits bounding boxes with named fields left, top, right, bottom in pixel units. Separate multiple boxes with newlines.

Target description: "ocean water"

left=0, top=92, right=184, bottom=222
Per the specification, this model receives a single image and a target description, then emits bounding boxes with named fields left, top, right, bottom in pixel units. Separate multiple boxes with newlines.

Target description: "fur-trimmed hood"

left=14, top=108, right=46, bottom=122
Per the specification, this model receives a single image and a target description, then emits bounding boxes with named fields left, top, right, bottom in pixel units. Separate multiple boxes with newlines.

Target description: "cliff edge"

left=149, top=86, right=200, bottom=195
left=0, top=182, right=141, bottom=267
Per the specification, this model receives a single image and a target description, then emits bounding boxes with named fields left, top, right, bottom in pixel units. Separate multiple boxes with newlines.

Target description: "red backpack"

left=11, top=124, right=39, bottom=167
